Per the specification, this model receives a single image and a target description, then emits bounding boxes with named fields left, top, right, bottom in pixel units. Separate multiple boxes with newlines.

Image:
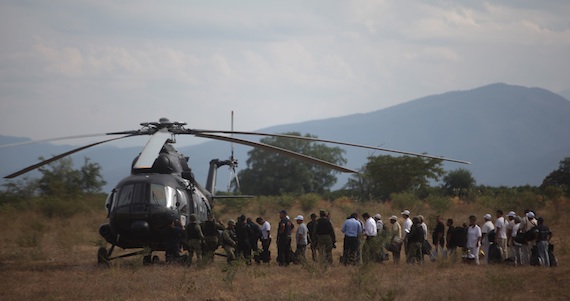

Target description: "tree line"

left=1, top=132, right=568, bottom=203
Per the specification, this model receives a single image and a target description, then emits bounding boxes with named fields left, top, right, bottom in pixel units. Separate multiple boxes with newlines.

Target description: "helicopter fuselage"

left=99, top=144, right=213, bottom=251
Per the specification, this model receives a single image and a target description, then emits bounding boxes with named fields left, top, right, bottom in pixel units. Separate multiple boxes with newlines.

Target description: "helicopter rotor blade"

left=193, top=133, right=358, bottom=173
left=194, top=130, right=471, bottom=165
left=0, top=133, right=124, bottom=149
left=133, top=129, right=171, bottom=169
left=4, top=136, right=131, bottom=179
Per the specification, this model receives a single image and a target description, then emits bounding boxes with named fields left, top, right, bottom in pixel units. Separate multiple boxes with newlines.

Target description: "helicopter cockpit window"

left=116, top=184, right=135, bottom=207
left=149, top=184, right=178, bottom=208
left=150, top=184, right=167, bottom=207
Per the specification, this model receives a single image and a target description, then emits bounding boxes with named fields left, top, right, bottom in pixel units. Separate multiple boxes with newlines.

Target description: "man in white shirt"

left=294, top=215, right=308, bottom=262
left=401, top=210, right=412, bottom=257
left=505, top=211, right=516, bottom=260
left=495, top=210, right=508, bottom=260
left=466, top=215, right=482, bottom=265
left=256, top=217, right=271, bottom=263
left=362, top=212, right=377, bottom=263
left=481, top=213, right=495, bottom=264
left=510, top=216, right=523, bottom=266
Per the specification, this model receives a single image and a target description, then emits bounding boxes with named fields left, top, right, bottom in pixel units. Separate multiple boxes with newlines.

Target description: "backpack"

left=454, top=227, right=467, bottom=248
left=487, top=243, right=502, bottom=264
left=486, top=229, right=496, bottom=242
left=524, top=226, right=537, bottom=242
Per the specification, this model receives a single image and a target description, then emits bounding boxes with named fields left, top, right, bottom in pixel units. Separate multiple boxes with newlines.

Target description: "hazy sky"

left=1, top=0, right=569, bottom=145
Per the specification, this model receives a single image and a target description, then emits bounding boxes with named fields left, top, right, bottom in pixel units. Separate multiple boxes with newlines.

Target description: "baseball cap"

left=484, top=214, right=492, bottom=220
left=526, top=212, right=535, bottom=218
left=374, top=214, right=382, bottom=220
left=507, top=211, right=516, bottom=217
left=401, top=210, right=410, bottom=216
left=294, top=215, right=304, bottom=221
left=390, top=215, right=398, bottom=221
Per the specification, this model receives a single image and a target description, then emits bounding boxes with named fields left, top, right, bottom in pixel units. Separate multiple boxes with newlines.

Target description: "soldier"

left=247, top=217, right=263, bottom=264
left=186, top=214, right=205, bottom=265
left=222, top=219, right=237, bottom=263
left=201, top=213, right=225, bottom=263
left=313, top=210, right=336, bottom=265
left=165, top=219, right=185, bottom=263
left=235, top=215, right=252, bottom=264
left=307, top=213, right=318, bottom=261
left=277, top=210, right=294, bottom=266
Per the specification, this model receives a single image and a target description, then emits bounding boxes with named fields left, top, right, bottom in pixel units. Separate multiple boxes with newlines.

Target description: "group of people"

left=166, top=208, right=554, bottom=268
left=165, top=213, right=271, bottom=265
left=463, top=209, right=554, bottom=266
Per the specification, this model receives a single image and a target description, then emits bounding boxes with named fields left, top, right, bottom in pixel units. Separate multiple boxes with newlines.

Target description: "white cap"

left=294, top=215, right=304, bottom=221
left=390, top=215, right=398, bottom=221
left=526, top=212, right=535, bottom=218
left=374, top=214, right=382, bottom=220
left=484, top=214, right=492, bottom=220
left=507, top=211, right=516, bottom=217
left=401, top=210, right=410, bottom=216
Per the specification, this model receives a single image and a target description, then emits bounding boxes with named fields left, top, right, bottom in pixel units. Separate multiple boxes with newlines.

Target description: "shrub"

left=276, top=194, right=295, bottom=209
left=427, top=195, right=452, bottom=214
left=299, top=193, right=320, bottom=212
left=390, top=191, right=423, bottom=213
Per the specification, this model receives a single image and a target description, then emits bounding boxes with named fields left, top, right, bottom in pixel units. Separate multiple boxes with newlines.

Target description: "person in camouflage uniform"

left=186, top=214, right=204, bottom=265
left=222, top=219, right=238, bottom=263
left=313, top=210, right=336, bottom=265
left=200, top=213, right=225, bottom=263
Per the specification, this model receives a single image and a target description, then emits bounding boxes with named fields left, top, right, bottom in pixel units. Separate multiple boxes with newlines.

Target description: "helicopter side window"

left=176, top=189, right=189, bottom=213
left=116, top=184, right=135, bottom=207
left=164, top=186, right=177, bottom=208
left=150, top=184, right=167, bottom=207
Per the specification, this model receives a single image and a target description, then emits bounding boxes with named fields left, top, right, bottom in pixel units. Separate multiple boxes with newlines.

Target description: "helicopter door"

left=176, top=189, right=190, bottom=226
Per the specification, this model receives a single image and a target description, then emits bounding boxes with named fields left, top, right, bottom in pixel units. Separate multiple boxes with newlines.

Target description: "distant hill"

left=2, top=83, right=569, bottom=192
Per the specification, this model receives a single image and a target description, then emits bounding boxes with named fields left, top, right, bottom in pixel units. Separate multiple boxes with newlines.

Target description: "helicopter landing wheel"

left=97, top=247, right=110, bottom=266
left=143, top=255, right=153, bottom=265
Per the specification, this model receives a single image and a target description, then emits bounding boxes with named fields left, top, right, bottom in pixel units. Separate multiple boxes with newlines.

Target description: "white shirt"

left=482, top=221, right=495, bottom=243
left=495, top=217, right=507, bottom=239
left=260, top=221, right=271, bottom=240
left=364, top=217, right=377, bottom=237
left=403, top=218, right=412, bottom=237
left=467, top=225, right=482, bottom=248
left=296, top=223, right=308, bottom=246
left=511, top=223, right=521, bottom=238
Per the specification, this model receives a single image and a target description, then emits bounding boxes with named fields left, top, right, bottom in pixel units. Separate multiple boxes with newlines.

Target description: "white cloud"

left=0, top=0, right=569, bottom=143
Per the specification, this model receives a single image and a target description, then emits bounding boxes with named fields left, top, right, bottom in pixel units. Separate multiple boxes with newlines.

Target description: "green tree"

left=346, top=155, right=444, bottom=201
left=442, top=168, right=476, bottom=199
left=541, top=157, right=570, bottom=196
left=238, top=132, right=347, bottom=195
left=37, top=156, right=106, bottom=197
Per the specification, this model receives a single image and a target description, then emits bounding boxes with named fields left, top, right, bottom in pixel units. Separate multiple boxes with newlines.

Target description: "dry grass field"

left=1, top=196, right=569, bottom=301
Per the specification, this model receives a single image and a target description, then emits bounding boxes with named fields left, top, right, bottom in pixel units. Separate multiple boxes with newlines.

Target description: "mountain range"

left=2, top=83, right=569, bottom=193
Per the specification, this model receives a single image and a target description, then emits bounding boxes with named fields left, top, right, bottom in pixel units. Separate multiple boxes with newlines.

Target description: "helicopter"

left=3, top=117, right=470, bottom=264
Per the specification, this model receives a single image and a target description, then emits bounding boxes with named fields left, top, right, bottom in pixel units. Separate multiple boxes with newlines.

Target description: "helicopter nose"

left=131, top=220, right=149, bottom=236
